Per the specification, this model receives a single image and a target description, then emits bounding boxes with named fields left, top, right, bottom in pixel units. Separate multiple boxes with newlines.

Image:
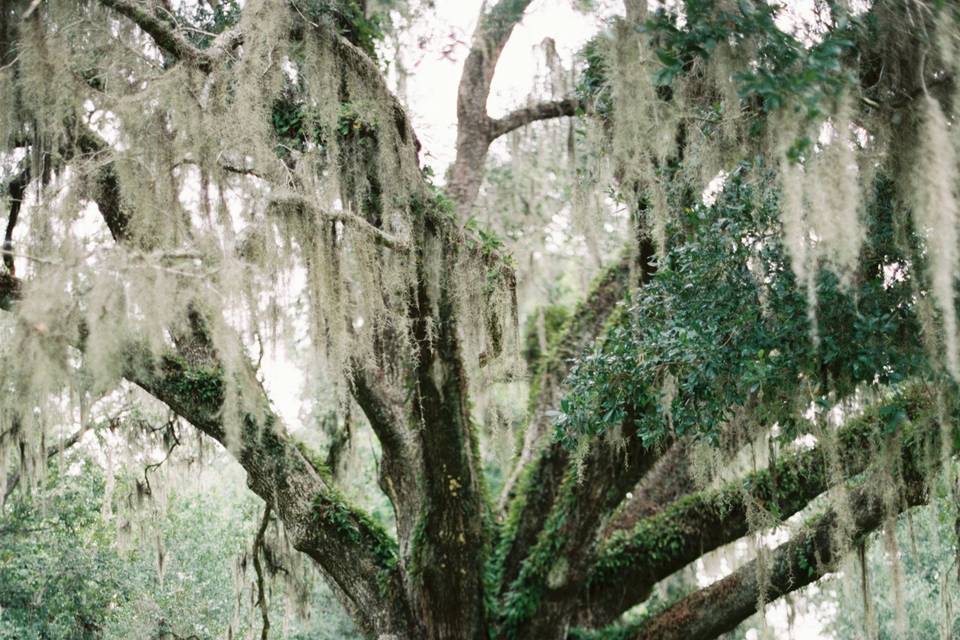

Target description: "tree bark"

left=581, top=386, right=938, bottom=627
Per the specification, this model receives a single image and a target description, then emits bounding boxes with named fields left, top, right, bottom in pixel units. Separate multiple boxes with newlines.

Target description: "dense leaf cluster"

left=646, top=0, right=857, bottom=119
left=558, top=170, right=928, bottom=449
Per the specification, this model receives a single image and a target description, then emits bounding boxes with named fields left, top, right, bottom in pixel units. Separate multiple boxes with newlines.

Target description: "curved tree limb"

left=618, top=439, right=943, bottom=640
left=497, top=242, right=657, bottom=603
left=132, top=350, right=417, bottom=637
left=489, top=95, right=582, bottom=139
left=580, top=387, right=938, bottom=628
left=97, top=0, right=241, bottom=72
left=626, top=490, right=927, bottom=640
left=350, top=363, right=423, bottom=576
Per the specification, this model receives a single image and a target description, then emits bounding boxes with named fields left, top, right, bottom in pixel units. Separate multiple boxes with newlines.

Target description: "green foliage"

left=310, top=491, right=398, bottom=572
left=0, top=461, right=125, bottom=640
left=645, top=0, right=858, bottom=118
left=0, top=455, right=361, bottom=640
left=557, top=167, right=927, bottom=449
left=270, top=92, right=379, bottom=161
left=272, top=97, right=317, bottom=149
left=576, top=36, right=613, bottom=118
left=105, top=491, right=253, bottom=640
left=299, top=0, right=386, bottom=58
left=154, top=356, right=226, bottom=427
left=337, top=101, right=378, bottom=141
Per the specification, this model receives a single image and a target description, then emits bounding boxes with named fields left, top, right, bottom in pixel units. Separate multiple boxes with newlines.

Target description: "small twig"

left=0, top=54, right=21, bottom=73
left=289, top=0, right=320, bottom=28
left=254, top=330, right=265, bottom=373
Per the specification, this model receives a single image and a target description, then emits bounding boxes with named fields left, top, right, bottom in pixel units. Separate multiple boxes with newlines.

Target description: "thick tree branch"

left=620, top=441, right=943, bottom=640
left=0, top=268, right=416, bottom=636
left=599, top=439, right=695, bottom=540
left=448, top=0, right=534, bottom=210
left=581, top=387, right=937, bottom=627
left=489, top=95, right=581, bottom=140
left=499, top=427, right=662, bottom=639
left=496, top=242, right=656, bottom=606
left=132, top=351, right=416, bottom=636
left=404, top=231, right=490, bottom=640
left=498, top=251, right=636, bottom=513
left=350, top=363, right=422, bottom=569
left=627, top=490, right=927, bottom=640
left=97, top=0, right=240, bottom=72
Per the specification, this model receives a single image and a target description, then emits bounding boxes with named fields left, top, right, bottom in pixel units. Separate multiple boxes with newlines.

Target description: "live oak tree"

left=2, top=1, right=960, bottom=640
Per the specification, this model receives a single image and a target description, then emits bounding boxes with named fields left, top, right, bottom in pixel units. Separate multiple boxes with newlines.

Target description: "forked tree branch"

left=350, top=363, right=423, bottom=563
left=448, top=0, right=534, bottom=210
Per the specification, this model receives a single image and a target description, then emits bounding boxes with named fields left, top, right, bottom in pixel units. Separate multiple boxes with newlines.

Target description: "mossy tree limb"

left=499, top=424, right=663, bottom=639
left=498, top=251, right=636, bottom=513
left=612, top=407, right=954, bottom=640
left=398, top=222, right=492, bottom=640
left=581, top=386, right=941, bottom=628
